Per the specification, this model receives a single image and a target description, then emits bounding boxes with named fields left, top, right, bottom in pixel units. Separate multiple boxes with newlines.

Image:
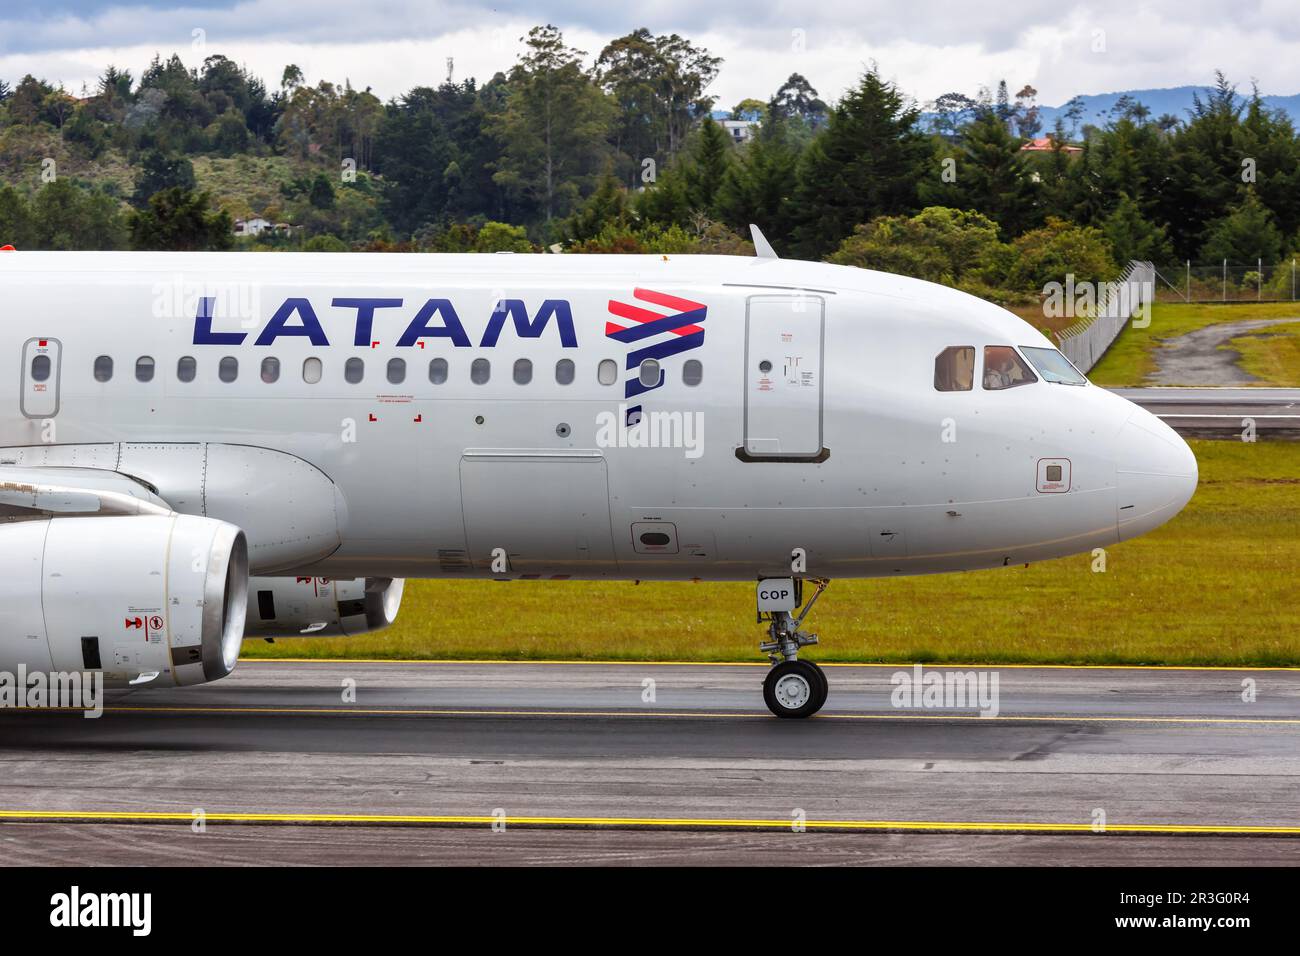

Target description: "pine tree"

left=1199, top=189, right=1284, bottom=264
left=1102, top=193, right=1173, bottom=264
left=958, top=108, right=1037, bottom=236
left=683, top=118, right=733, bottom=214
left=790, top=69, right=928, bottom=258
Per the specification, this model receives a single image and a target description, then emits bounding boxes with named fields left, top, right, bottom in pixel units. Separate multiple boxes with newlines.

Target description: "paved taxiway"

left=1, top=661, right=1297, bottom=865
left=1115, top=386, right=1300, bottom=437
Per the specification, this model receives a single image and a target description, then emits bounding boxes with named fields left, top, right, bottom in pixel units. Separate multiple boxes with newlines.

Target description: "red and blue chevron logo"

left=605, top=288, right=707, bottom=419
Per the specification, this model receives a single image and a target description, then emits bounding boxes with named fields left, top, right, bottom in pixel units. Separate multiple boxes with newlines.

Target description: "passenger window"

left=30, top=354, right=51, bottom=382
left=261, top=357, right=280, bottom=383
left=555, top=359, right=575, bottom=385
left=982, top=346, right=1038, bottom=390
left=934, top=346, right=974, bottom=391
left=94, top=356, right=113, bottom=382
left=387, top=358, right=406, bottom=385
left=177, top=356, right=196, bottom=382
left=219, top=356, right=239, bottom=383
left=638, top=358, right=661, bottom=388
left=344, top=357, right=365, bottom=384
left=471, top=358, right=490, bottom=384
left=597, top=359, right=617, bottom=386
left=513, top=358, right=532, bottom=385
left=303, top=357, right=322, bottom=384
left=428, top=358, right=448, bottom=384
left=135, top=356, right=155, bottom=382
left=683, top=359, right=703, bottom=386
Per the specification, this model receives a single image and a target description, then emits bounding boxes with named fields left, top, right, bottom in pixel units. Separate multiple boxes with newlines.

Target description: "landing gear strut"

left=758, top=578, right=829, bottom=718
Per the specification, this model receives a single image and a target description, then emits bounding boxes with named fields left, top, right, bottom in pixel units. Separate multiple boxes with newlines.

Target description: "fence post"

left=1223, top=259, right=1227, bottom=302
left=1186, top=260, right=1191, bottom=303
left=1258, top=258, right=1263, bottom=300
left=1293, top=258, right=1296, bottom=302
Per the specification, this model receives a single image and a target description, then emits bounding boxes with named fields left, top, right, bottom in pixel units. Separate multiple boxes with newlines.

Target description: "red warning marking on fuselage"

left=125, top=616, right=143, bottom=630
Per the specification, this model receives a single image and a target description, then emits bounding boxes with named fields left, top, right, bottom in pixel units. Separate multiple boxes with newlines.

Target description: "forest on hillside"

left=2, top=24, right=1298, bottom=301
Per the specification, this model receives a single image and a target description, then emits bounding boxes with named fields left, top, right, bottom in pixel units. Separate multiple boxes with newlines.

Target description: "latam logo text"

left=50, top=887, right=151, bottom=937
left=193, top=296, right=577, bottom=348
left=0, top=666, right=103, bottom=719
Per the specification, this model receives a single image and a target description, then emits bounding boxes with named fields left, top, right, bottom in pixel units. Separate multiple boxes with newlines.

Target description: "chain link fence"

left=1057, top=261, right=1155, bottom=373
left=1153, top=260, right=1300, bottom=303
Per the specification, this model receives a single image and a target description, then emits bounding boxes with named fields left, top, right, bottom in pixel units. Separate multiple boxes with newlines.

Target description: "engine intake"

left=0, top=515, right=247, bottom=687
left=244, top=576, right=404, bottom=638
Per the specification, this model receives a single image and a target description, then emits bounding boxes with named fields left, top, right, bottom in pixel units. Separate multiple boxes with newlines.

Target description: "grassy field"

left=1089, top=302, right=1300, bottom=386
left=1228, top=319, right=1300, bottom=386
left=240, top=440, right=1300, bottom=667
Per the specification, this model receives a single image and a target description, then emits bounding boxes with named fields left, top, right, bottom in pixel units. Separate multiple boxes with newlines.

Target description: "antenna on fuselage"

left=749, top=224, right=779, bottom=259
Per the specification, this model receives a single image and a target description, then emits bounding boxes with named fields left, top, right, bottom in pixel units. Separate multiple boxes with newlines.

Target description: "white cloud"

left=3, top=2, right=1300, bottom=110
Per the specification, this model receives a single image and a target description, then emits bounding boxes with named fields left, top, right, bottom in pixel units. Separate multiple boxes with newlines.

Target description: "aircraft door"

left=742, top=296, right=824, bottom=459
left=20, top=337, right=61, bottom=419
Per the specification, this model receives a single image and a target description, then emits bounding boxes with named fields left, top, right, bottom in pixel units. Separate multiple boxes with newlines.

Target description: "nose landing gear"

left=758, top=578, right=829, bottom=718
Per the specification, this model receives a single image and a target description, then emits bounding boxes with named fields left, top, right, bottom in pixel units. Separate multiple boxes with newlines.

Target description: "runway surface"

left=2, top=660, right=1298, bottom=865
left=1113, top=386, right=1300, bottom=437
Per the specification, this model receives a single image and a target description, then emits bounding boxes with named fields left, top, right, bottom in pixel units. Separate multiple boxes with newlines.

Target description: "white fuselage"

left=2, top=251, right=1198, bottom=582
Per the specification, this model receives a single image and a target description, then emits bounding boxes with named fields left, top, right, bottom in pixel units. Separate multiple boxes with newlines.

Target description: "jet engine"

left=244, top=576, right=404, bottom=638
left=0, top=515, right=247, bottom=687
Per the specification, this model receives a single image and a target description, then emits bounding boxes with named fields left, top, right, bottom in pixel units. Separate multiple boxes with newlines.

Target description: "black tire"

left=763, top=660, right=825, bottom=718
left=805, top=661, right=829, bottom=708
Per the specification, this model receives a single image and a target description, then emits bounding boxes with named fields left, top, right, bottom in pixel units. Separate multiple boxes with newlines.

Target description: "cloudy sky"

left=4, top=1, right=1300, bottom=110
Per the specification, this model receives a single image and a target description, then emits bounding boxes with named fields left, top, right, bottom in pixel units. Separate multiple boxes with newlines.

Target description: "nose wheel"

left=757, top=578, right=830, bottom=718
left=763, top=660, right=828, bottom=718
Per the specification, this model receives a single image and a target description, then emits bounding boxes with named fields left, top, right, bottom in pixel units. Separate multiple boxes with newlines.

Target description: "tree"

left=790, top=69, right=929, bottom=258
left=770, top=73, right=828, bottom=129
left=958, top=108, right=1037, bottom=236
left=29, top=180, right=129, bottom=250
left=596, top=29, right=721, bottom=182
left=1198, top=190, right=1284, bottom=264
left=131, top=149, right=196, bottom=207
left=715, top=113, right=801, bottom=246
left=309, top=173, right=336, bottom=209
left=828, top=206, right=1007, bottom=287
left=1101, top=193, right=1174, bottom=264
left=0, top=186, right=36, bottom=247
left=374, top=80, right=501, bottom=233
left=682, top=118, right=733, bottom=214
left=130, top=187, right=233, bottom=251
left=491, top=25, right=614, bottom=223
left=474, top=221, right=533, bottom=252
left=1002, top=217, right=1116, bottom=290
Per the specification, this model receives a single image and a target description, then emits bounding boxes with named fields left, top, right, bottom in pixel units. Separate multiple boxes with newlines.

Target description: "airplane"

left=0, top=237, right=1197, bottom=718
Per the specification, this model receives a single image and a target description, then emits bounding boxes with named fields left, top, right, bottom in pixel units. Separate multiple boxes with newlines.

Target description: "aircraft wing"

left=0, top=465, right=174, bottom=521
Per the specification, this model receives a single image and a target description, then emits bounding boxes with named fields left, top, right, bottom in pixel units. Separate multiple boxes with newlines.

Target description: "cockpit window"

left=934, top=346, right=975, bottom=391
left=1020, top=346, right=1087, bottom=385
left=982, top=346, right=1038, bottom=390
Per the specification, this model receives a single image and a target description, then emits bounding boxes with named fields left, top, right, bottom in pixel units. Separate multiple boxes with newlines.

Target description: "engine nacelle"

left=244, top=576, right=404, bottom=638
left=0, top=515, right=247, bottom=687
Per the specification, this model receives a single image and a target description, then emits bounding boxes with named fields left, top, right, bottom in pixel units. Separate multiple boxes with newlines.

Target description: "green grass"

left=1226, top=319, right=1300, bottom=385
left=1089, top=302, right=1300, bottom=386
left=240, top=440, right=1300, bottom=667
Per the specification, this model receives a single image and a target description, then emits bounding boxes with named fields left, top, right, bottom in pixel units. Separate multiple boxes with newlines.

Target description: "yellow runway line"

left=239, top=657, right=1300, bottom=672
left=6, top=704, right=1295, bottom=726
left=0, top=809, right=1297, bottom=835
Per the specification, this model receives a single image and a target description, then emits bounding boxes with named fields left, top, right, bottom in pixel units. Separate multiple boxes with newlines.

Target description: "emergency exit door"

left=20, top=337, right=61, bottom=419
left=742, top=296, right=824, bottom=458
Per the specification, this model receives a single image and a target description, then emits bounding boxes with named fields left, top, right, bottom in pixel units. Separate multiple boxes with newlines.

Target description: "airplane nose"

left=1115, top=407, right=1198, bottom=541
